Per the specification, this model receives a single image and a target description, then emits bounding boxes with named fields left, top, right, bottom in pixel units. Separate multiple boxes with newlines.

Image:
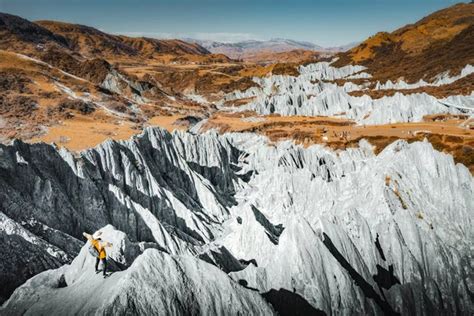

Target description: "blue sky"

left=0, top=0, right=464, bottom=46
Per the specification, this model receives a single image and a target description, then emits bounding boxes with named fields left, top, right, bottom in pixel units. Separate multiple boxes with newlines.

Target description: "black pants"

left=95, top=257, right=107, bottom=275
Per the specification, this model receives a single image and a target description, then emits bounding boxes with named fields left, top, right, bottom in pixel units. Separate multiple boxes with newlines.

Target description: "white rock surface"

left=224, top=61, right=473, bottom=124
left=0, top=129, right=472, bottom=315
left=298, top=62, right=369, bottom=80
left=375, top=64, right=474, bottom=90
left=222, top=137, right=473, bottom=314
left=1, top=225, right=273, bottom=315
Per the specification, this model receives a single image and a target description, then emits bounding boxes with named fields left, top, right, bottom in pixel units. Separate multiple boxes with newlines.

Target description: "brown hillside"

left=237, top=49, right=321, bottom=64
left=36, top=20, right=211, bottom=58
left=36, top=20, right=137, bottom=57
left=0, top=13, right=69, bottom=52
left=334, top=3, right=474, bottom=83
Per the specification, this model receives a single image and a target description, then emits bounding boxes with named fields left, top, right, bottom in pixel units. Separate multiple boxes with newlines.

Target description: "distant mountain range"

left=0, top=13, right=213, bottom=59
left=186, top=38, right=358, bottom=60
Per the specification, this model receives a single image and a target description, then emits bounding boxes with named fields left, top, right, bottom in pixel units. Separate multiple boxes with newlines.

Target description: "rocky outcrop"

left=299, top=61, right=369, bottom=80
left=375, top=64, right=474, bottom=90
left=0, top=128, right=473, bottom=315
left=0, top=12, right=68, bottom=51
left=225, top=61, right=472, bottom=124
left=0, top=129, right=237, bottom=302
left=225, top=137, right=473, bottom=315
left=333, top=3, right=474, bottom=84
left=1, top=225, right=273, bottom=315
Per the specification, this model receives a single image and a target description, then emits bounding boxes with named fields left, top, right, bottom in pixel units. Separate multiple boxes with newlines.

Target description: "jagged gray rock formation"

left=223, top=61, right=473, bottom=124
left=375, top=64, right=474, bottom=90
left=1, top=225, right=273, bottom=315
left=0, top=128, right=473, bottom=315
left=0, top=128, right=236, bottom=304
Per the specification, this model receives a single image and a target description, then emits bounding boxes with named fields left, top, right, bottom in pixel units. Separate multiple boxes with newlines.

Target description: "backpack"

left=88, top=243, right=99, bottom=257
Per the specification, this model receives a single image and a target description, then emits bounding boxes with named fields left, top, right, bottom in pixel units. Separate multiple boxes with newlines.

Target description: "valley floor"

left=25, top=112, right=474, bottom=173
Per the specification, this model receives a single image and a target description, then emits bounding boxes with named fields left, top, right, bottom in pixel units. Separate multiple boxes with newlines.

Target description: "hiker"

left=83, top=231, right=113, bottom=277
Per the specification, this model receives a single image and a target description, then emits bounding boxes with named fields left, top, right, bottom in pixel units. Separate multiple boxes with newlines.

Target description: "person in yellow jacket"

left=83, top=231, right=113, bottom=277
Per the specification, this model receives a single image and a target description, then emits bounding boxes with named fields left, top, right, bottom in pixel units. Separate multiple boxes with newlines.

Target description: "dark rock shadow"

left=375, top=233, right=386, bottom=261
left=262, top=288, right=326, bottom=316
left=238, top=279, right=259, bottom=292
left=373, top=264, right=400, bottom=290
left=239, top=258, right=258, bottom=267
left=251, top=205, right=284, bottom=245
left=322, top=233, right=399, bottom=316
left=198, top=246, right=245, bottom=273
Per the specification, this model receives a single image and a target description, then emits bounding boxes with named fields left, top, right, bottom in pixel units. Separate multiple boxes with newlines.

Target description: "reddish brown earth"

left=202, top=113, right=474, bottom=173
left=348, top=73, right=474, bottom=99
left=237, top=49, right=321, bottom=64
left=333, top=3, right=474, bottom=84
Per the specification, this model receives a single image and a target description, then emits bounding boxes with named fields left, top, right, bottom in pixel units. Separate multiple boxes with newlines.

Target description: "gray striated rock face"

left=224, top=137, right=473, bottom=315
left=0, top=128, right=473, bottom=315
left=223, top=61, right=473, bottom=124
left=0, top=128, right=237, bottom=303
left=1, top=225, right=274, bottom=315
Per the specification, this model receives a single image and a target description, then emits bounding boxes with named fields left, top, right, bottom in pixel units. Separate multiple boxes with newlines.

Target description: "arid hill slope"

left=36, top=20, right=211, bottom=58
left=334, top=2, right=474, bottom=82
left=236, top=49, right=321, bottom=64
left=0, top=13, right=69, bottom=52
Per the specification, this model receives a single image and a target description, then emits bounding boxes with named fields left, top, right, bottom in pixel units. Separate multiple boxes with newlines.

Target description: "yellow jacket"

left=83, top=232, right=112, bottom=259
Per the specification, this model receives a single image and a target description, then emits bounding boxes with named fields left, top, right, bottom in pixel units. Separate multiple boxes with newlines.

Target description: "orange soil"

left=350, top=32, right=394, bottom=63
left=241, top=49, right=320, bottom=64
left=29, top=115, right=186, bottom=151
left=148, top=115, right=188, bottom=132
left=203, top=113, right=472, bottom=140
left=203, top=113, right=474, bottom=172
left=348, top=3, right=474, bottom=63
